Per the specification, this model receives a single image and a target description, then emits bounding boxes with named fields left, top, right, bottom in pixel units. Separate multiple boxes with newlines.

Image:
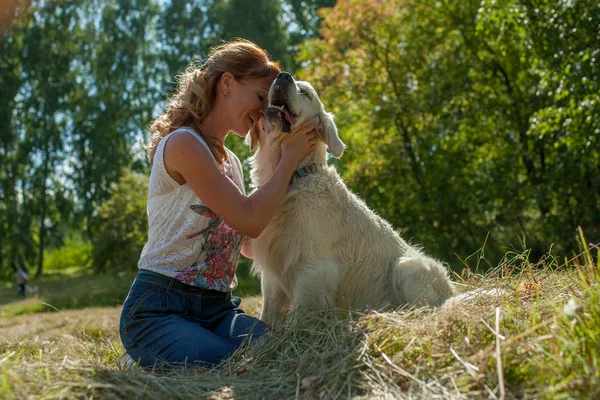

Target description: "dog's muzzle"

left=268, top=72, right=297, bottom=133
left=265, top=106, right=286, bottom=132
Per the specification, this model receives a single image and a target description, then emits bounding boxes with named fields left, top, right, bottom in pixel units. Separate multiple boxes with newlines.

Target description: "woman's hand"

left=280, top=124, right=318, bottom=165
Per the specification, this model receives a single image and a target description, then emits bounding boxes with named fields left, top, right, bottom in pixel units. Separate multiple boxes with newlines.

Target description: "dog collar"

left=290, top=163, right=320, bottom=185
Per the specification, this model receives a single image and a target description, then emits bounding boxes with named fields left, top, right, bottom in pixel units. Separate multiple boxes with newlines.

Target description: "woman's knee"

left=228, top=313, right=270, bottom=345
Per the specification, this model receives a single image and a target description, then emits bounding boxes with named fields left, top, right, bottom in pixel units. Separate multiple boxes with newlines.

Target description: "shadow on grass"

left=86, top=309, right=371, bottom=400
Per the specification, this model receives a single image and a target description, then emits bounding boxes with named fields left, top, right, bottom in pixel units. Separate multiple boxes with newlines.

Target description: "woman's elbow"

left=239, top=201, right=265, bottom=238
left=241, top=238, right=253, bottom=259
left=239, top=218, right=264, bottom=239
left=245, top=227, right=263, bottom=239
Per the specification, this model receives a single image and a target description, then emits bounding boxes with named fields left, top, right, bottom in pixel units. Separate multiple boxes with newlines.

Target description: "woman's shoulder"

left=224, top=147, right=244, bottom=173
left=164, top=129, right=215, bottom=160
left=224, top=147, right=241, bottom=163
left=168, top=126, right=203, bottom=144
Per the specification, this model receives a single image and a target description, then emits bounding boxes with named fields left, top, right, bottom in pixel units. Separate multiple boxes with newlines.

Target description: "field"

left=0, top=248, right=598, bottom=399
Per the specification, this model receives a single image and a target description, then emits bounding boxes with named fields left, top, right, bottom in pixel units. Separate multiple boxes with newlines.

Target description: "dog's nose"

left=276, top=72, right=293, bottom=83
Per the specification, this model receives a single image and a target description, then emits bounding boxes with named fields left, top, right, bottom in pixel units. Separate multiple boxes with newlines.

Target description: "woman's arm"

left=164, top=129, right=315, bottom=238
left=240, top=236, right=253, bottom=259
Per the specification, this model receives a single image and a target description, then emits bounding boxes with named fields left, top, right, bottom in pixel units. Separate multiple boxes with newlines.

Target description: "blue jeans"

left=119, top=270, right=269, bottom=369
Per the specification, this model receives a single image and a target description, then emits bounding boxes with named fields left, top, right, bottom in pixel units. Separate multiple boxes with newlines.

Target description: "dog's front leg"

left=260, top=273, right=290, bottom=326
left=291, top=260, right=342, bottom=312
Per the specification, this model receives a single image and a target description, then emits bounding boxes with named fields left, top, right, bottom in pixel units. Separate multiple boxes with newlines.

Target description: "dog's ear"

left=317, top=111, right=345, bottom=158
left=246, top=121, right=260, bottom=151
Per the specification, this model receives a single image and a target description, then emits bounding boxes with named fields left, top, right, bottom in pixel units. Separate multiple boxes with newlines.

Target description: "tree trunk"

left=35, top=139, right=50, bottom=278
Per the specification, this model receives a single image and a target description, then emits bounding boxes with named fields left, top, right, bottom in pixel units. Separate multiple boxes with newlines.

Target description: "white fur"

left=249, top=78, right=454, bottom=325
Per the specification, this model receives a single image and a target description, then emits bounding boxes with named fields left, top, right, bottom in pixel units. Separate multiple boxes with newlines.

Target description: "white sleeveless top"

left=138, top=127, right=245, bottom=292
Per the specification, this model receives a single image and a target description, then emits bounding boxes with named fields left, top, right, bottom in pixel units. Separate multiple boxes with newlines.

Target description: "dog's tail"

left=392, top=255, right=455, bottom=307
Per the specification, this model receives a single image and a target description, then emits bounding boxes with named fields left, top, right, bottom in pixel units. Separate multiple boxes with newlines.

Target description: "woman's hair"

left=145, top=38, right=282, bottom=164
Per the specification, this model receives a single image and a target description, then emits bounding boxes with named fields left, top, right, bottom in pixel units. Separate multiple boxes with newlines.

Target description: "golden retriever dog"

left=247, top=72, right=454, bottom=325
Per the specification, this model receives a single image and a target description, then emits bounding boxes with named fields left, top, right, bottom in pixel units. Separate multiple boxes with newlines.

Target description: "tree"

left=157, top=0, right=215, bottom=79
left=0, top=1, right=31, bottom=278
left=298, top=0, right=599, bottom=268
left=1, top=0, right=338, bottom=278
left=0, top=0, right=162, bottom=277
left=92, top=168, right=148, bottom=271
left=3, top=0, right=81, bottom=277
left=210, top=0, right=292, bottom=69
left=69, top=0, right=160, bottom=243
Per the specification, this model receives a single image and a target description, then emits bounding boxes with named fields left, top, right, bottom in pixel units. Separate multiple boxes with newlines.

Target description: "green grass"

left=0, top=269, right=136, bottom=318
left=0, top=258, right=261, bottom=319
left=0, top=244, right=598, bottom=399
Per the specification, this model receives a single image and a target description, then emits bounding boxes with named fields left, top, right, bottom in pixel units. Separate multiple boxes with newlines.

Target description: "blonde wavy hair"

left=145, top=39, right=282, bottom=165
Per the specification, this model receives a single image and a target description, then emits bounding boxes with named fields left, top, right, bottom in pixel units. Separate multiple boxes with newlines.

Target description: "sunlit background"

left=0, top=0, right=598, bottom=284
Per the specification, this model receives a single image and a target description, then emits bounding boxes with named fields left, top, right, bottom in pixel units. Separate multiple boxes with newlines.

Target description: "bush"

left=44, top=237, right=92, bottom=272
left=92, top=168, right=148, bottom=271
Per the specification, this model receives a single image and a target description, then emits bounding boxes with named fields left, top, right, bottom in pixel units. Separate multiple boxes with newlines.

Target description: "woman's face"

left=227, top=76, right=274, bottom=137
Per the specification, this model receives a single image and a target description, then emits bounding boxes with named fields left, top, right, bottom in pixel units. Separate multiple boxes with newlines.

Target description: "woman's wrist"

left=278, top=153, right=298, bottom=176
left=246, top=154, right=298, bottom=237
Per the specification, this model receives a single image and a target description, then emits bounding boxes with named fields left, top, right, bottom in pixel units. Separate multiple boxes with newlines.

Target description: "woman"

left=119, top=39, right=317, bottom=369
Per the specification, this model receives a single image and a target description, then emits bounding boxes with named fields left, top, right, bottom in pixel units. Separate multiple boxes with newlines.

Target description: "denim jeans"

left=119, top=270, right=269, bottom=369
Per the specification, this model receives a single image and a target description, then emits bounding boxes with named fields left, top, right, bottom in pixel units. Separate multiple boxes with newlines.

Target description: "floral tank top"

left=138, top=127, right=244, bottom=292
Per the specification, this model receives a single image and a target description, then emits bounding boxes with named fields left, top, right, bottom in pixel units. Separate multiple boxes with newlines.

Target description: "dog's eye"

left=299, top=90, right=311, bottom=100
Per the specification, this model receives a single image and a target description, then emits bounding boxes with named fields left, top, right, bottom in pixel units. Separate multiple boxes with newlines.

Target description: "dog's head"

left=247, top=72, right=345, bottom=158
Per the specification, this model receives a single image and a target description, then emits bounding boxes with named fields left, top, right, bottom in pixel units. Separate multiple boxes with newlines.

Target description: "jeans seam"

left=229, top=313, right=241, bottom=338
left=126, top=286, right=160, bottom=321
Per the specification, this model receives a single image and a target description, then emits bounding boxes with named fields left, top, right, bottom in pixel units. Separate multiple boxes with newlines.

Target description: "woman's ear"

left=221, top=72, right=234, bottom=96
left=317, top=111, right=345, bottom=158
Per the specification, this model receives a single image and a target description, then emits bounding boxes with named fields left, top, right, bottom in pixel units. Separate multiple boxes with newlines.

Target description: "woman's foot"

left=118, top=352, right=138, bottom=369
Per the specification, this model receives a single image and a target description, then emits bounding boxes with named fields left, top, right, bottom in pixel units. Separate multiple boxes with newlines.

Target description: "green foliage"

left=2, top=0, right=597, bottom=278
left=210, top=0, right=292, bottom=69
left=554, top=269, right=600, bottom=397
left=0, top=0, right=337, bottom=278
left=44, top=237, right=92, bottom=273
left=298, top=0, right=600, bottom=268
left=69, top=0, right=161, bottom=244
left=0, top=0, right=159, bottom=277
left=285, top=0, right=336, bottom=45
left=235, top=256, right=262, bottom=296
left=91, top=169, right=148, bottom=271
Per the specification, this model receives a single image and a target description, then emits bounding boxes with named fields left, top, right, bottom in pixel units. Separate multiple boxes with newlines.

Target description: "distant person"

left=16, top=267, right=28, bottom=297
left=119, top=38, right=317, bottom=369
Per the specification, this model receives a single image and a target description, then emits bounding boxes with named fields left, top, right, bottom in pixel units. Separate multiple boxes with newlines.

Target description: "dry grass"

left=1, top=243, right=598, bottom=399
